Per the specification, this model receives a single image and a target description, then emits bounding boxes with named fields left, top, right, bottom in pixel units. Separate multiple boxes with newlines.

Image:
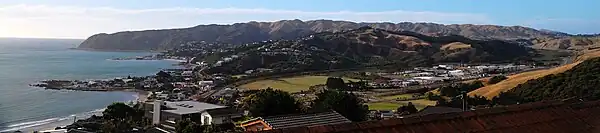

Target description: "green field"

left=232, top=74, right=247, bottom=78
left=239, top=75, right=359, bottom=92
left=366, top=102, right=402, bottom=110
left=399, top=99, right=436, bottom=109
left=380, top=93, right=419, bottom=100
left=367, top=99, right=436, bottom=111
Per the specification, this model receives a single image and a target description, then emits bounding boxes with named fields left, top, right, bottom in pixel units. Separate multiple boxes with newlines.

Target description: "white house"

left=148, top=101, right=242, bottom=131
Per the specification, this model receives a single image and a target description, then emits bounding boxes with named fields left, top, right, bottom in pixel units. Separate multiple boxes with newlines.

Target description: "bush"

left=488, top=75, right=508, bottom=84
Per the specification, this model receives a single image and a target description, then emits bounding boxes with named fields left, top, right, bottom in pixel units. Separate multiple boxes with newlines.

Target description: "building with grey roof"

left=143, top=100, right=242, bottom=132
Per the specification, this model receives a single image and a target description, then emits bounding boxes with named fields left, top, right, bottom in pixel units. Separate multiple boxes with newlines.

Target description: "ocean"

left=0, top=38, right=176, bottom=132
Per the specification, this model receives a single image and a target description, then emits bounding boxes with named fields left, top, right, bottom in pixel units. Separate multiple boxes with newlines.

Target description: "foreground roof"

left=251, top=100, right=600, bottom=133
left=261, top=111, right=352, bottom=130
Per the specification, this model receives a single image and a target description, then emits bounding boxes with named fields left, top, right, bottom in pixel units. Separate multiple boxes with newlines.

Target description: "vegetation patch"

left=380, top=93, right=421, bottom=100
left=367, top=102, right=402, bottom=110
left=239, top=75, right=358, bottom=92
left=440, top=42, right=471, bottom=50
left=399, top=99, right=436, bottom=110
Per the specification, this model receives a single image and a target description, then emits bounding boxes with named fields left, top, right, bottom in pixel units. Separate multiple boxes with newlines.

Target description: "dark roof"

left=67, top=129, right=96, bottom=133
left=251, top=100, right=600, bottom=133
left=206, top=107, right=241, bottom=116
left=412, top=106, right=463, bottom=116
left=261, top=111, right=351, bottom=129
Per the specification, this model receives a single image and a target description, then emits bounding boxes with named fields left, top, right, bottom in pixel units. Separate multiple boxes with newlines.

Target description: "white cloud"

left=0, top=4, right=492, bottom=39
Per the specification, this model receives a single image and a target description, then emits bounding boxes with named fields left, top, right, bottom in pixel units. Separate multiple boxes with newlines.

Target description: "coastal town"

left=29, top=52, right=542, bottom=133
left=5, top=0, right=600, bottom=132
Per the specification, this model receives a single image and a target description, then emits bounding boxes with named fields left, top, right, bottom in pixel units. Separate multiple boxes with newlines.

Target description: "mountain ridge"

left=78, top=19, right=570, bottom=51
left=190, top=27, right=532, bottom=75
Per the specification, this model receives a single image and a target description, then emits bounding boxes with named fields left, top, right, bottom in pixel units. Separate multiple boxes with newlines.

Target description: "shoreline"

left=71, top=47, right=165, bottom=53
left=11, top=90, right=147, bottom=133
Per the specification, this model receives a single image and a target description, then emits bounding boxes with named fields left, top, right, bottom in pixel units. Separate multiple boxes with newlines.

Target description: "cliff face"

left=78, top=19, right=569, bottom=51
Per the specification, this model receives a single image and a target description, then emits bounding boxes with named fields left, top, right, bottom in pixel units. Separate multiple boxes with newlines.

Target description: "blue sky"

left=0, top=0, right=598, bottom=38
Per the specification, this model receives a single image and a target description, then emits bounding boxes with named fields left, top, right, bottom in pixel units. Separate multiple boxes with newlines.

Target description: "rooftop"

left=257, top=111, right=351, bottom=130
left=162, top=101, right=226, bottom=115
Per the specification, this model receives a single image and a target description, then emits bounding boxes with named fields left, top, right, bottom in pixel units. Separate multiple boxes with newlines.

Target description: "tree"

left=488, top=75, right=508, bottom=84
left=397, top=102, right=418, bottom=114
left=103, top=103, right=136, bottom=120
left=242, top=88, right=302, bottom=117
left=424, top=92, right=442, bottom=101
left=100, top=120, right=132, bottom=133
left=176, top=119, right=202, bottom=133
left=325, top=77, right=346, bottom=90
left=311, top=90, right=369, bottom=121
left=156, top=71, right=172, bottom=83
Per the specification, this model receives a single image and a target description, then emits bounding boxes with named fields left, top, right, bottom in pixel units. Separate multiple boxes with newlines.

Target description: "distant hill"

left=78, top=19, right=569, bottom=51
left=531, top=36, right=600, bottom=50
left=202, top=27, right=532, bottom=74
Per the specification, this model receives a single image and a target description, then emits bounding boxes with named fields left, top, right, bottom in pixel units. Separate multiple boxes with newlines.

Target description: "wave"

left=0, top=108, right=106, bottom=132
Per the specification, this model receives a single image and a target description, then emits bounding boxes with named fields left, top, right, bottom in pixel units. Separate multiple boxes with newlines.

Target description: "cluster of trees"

left=436, top=95, right=492, bottom=109
left=438, top=81, right=484, bottom=97
left=497, top=57, right=600, bottom=103
left=326, top=77, right=369, bottom=91
left=175, top=119, right=241, bottom=133
left=325, top=77, right=347, bottom=90
left=397, top=102, right=419, bottom=114
left=67, top=103, right=151, bottom=133
left=488, top=75, right=508, bottom=84
left=241, top=88, right=302, bottom=117
left=241, top=88, right=369, bottom=122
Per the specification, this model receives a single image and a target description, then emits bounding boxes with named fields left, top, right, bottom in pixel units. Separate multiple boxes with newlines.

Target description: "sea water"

left=0, top=38, right=175, bottom=132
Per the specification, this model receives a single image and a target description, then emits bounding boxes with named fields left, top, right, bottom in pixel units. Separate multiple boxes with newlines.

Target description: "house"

left=182, top=71, right=193, bottom=77
left=240, top=111, right=351, bottom=131
left=251, top=100, right=600, bottom=133
left=448, top=70, right=465, bottom=77
left=198, top=81, right=214, bottom=86
left=379, top=110, right=395, bottom=119
left=144, top=100, right=241, bottom=132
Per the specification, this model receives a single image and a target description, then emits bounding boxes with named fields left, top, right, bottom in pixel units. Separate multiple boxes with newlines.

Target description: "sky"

left=0, top=0, right=599, bottom=39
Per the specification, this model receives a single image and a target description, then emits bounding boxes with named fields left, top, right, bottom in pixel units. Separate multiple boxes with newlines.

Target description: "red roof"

left=249, top=100, right=600, bottom=133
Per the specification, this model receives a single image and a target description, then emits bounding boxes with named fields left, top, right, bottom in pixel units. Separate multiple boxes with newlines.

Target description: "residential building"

left=144, top=100, right=241, bottom=132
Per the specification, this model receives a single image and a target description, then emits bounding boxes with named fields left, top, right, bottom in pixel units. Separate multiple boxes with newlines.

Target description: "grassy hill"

left=468, top=63, right=580, bottom=98
left=503, top=57, right=600, bottom=102
left=469, top=49, right=600, bottom=99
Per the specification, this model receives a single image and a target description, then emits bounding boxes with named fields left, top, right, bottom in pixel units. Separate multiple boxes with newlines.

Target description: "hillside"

left=78, top=19, right=568, bottom=51
left=531, top=36, right=600, bottom=50
left=201, top=27, right=532, bottom=75
left=470, top=49, right=600, bottom=98
left=497, top=57, right=600, bottom=103
left=469, top=62, right=580, bottom=98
